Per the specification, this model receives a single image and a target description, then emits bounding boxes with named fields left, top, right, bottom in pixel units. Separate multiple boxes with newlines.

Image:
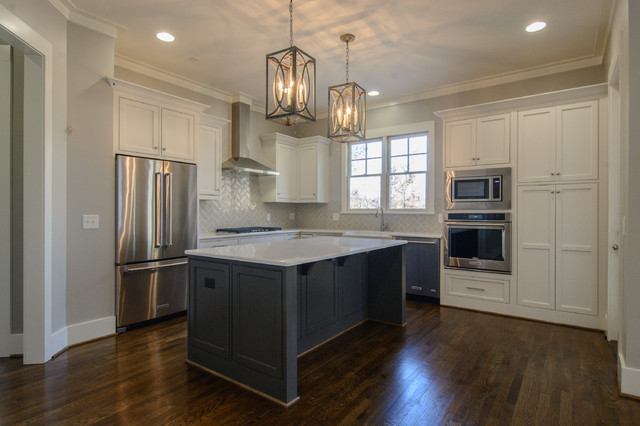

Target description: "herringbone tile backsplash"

left=199, top=170, right=443, bottom=235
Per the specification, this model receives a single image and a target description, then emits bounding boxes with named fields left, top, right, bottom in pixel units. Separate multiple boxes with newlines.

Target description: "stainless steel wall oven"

left=444, top=212, right=511, bottom=273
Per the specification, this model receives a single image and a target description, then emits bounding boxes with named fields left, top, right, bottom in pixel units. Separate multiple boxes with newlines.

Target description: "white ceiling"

left=57, top=0, right=614, bottom=109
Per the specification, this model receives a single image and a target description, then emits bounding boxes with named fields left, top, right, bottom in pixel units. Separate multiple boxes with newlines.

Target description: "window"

left=343, top=122, right=435, bottom=213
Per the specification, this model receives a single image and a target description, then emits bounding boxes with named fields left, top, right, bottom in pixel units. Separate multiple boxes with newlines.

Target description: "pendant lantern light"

left=328, top=33, right=366, bottom=142
left=266, top=0, right=316, bottom=125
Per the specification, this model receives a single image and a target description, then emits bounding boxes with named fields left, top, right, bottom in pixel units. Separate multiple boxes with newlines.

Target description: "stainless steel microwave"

left=445, top=167, right=511, bottom=210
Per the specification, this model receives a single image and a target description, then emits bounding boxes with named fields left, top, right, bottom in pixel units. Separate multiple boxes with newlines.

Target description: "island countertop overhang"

left=185, top=236, right=407, bottom=267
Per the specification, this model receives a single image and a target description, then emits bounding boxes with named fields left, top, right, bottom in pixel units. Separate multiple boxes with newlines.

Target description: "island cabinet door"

left=232, top=265, right=284, bottom=378
left=189, top=260, right=230, bottom=359
left=339, top=253, right=367, bottom=324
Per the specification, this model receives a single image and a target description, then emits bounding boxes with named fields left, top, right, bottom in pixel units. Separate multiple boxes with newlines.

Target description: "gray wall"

left=10, top=47, right=24, bottom=333
left=65, top=22, right=114, bottom=326
left=624, top=0, right=640, bottom=370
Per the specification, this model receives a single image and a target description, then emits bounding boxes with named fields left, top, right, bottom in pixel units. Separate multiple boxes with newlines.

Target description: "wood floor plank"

left=1, top=301, right=640, bottom=425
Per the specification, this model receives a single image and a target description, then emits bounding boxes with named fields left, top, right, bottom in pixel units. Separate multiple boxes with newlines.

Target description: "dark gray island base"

left=185, top=237, right=407, bottom=406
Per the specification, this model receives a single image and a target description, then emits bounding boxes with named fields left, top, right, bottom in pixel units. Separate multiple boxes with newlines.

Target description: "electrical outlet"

left=82, top=214, right=99, bottom=229
left=289, top=212, right=295, bottom=220
left=333, top=213, right=340, bottom=221
left=438, top=213, right=443, bottom=223
left=266, top=213, right=271, bottom=221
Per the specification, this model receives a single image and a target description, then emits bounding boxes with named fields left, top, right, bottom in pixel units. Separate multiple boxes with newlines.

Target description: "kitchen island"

left=185, top=236, right=407, bottom=406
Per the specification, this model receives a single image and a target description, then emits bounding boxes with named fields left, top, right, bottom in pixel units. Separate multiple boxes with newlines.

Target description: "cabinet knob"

left=162, top=147, right=167, bottom=151
left=556, top=172, right=561, bottom=175
left=550, top=172, right=555, bottom=176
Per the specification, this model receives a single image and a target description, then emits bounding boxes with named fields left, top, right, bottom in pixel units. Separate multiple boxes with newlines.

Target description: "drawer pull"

left=411, top=286, right=423, bottom=291
left=466, top=286, right=486, bottom=292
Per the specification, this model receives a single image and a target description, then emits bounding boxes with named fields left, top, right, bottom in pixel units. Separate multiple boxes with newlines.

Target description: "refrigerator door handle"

left=154, top=172, right=163, bottom=248
left=164, top=172, right=173, bottom=247
left=123, top=259, right=188, bottom=273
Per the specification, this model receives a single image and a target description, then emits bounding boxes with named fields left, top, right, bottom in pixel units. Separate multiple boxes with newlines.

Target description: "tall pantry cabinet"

left=516, top=99, right=600, bottom=316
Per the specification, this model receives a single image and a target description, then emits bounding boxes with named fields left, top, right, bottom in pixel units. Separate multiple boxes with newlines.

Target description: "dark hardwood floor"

left=2, top=300, right=639, bottom=425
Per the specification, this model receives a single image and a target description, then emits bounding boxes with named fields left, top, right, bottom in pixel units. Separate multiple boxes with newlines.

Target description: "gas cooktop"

left=216, top=226, right=282, bottom=234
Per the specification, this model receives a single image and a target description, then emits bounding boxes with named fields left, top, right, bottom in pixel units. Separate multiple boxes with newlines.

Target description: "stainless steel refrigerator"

left=115, top=154, right=197, bottom=331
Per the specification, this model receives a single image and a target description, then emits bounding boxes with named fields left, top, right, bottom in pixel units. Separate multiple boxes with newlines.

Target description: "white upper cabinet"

left=161, top=108, right=195, bottom=161
left=259, top=133, right=331, bottom=203
left=118, top=98, right=160, bottom=157
left=518, top=100, right=598, bottom=183
left=198, top=114, right=229, bottom=200
left=110, top=78, right=209, bottom=163
left=444, top=113, right=510, bottom=168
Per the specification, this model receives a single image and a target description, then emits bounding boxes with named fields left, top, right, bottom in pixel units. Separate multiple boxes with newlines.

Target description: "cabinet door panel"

left=161, top=108, right=195, bottom=161
left=189, top=261, right=230, bottom=358
left=476, top=113, right=510, bottom=165
left=445, top=119, right=475, bottom=167
left=517, top=186, right=555, bottom=309
left=305, top=260, right=338, bottom=335
left=276, top=143, right=298, bottom=201
left=298, top=145, right=318, bottom=201
left=198, top=124, right=221, bottom=199
left=232, top=266, right=283, bottom=377
left=518, top=108, right=555, bottom=183
left=555, top=184, right=598, bottom=315
left=119, top=97, right=159, bottom=156
left=556, top=101, right=598, bottom=182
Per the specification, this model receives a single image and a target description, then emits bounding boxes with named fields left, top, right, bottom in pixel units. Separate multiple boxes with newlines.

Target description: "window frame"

left=342, top=121, right=436, bottom=214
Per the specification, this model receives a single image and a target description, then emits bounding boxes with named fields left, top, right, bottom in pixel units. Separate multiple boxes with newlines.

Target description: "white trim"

left=51, top=326, right=68, bottom=356
left=0, top=4, right=54, bottom=365
left=115, top=55, right=234, bottom=105
left=435, top=83, right=608, bottom=120
left=618, top=351, right=640, bottom=397
left=106, top=77, right=210, bottom=112
left=47, top=0, right=118, bottom=38
left=342, top=121, right=436, bottom=214
left=67, top=316, right=115, bottom=346
left=368, top=57, right=604, bottom=111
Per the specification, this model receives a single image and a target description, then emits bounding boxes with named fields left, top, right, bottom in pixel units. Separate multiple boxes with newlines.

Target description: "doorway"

left=0, top=6, right=53, bottom=364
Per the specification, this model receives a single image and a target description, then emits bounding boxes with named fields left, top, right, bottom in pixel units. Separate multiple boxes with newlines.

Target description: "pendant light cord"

left=289, top=0, right=294, bottom=47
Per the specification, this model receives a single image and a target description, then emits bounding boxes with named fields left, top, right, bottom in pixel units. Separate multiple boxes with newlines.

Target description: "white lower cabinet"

left=517, top=183, right=598, bottom=315
left=445, top=272, right=510, bottom=303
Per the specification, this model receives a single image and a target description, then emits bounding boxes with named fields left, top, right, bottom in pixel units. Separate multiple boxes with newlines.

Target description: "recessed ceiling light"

left=525, top=22, right=547, bottom=33
left=368, top=90, right=380, bottom=96
left=156, top=32, right=175, bottom=42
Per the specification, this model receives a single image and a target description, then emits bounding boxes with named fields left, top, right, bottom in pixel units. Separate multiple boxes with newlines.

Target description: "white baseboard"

left=51, top=326, right=68, bottom=356
left=618, top=351, right=640, bottom=397
left=67, top=316, right=116, bottom=346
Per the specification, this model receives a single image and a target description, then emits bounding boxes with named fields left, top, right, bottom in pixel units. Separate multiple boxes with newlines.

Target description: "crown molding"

left=114, top=55, right=234, bottom=104
left=47, top=0, right=118, bottom=38
left=434, top=83, right=607, bottom=121
left=367, top=55, right=603, bottom=112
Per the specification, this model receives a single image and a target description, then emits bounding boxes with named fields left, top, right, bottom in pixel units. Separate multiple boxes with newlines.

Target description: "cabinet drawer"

left=199, top=238, right=238, bottom=248
left=445, top=274, right=509, bottom=303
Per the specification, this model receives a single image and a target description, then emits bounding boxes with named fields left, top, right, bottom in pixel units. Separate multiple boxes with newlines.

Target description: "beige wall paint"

left=65, top=22, right=115, bottom=326
left=10, top=47, right=24, bottom=333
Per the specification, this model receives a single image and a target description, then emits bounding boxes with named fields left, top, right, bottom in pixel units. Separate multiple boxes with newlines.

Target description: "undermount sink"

left=341, top=230, right=394, bottom=239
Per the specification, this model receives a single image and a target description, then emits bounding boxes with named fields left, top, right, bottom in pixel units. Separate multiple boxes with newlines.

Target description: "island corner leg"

left=367, top=245, right=407, bottom=325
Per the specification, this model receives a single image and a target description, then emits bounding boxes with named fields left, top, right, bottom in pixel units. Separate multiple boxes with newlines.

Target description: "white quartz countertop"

left=186, top=236, right=407, bottom=267
left=199, top=229, right=442, bottom=240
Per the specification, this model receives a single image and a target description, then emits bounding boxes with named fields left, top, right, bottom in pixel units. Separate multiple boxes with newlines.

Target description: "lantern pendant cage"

left=266, top=0, right=316, bottom=125
left=328, top=33, right=366, bottom=142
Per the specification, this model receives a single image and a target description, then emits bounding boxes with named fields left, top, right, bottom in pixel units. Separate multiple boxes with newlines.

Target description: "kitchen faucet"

left=375, top=206, right=387, bottom=231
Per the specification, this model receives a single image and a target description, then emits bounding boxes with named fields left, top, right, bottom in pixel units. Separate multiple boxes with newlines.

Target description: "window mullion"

left=382, top=136, right=389, bottom=209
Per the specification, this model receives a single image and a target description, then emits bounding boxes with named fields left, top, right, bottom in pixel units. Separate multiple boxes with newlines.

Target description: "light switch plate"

left=438, top=214, right=443, bottom=223
left=333, top=213, right=340, bottom=221
left=266, top=213, right=271, bottom=221
left=289, top=212, right=295, bottom=220
left=82, top=214, right=99, bottom=229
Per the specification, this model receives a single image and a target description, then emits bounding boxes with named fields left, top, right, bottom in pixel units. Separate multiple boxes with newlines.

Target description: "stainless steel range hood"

left=221, top=102, right=279, bottom=175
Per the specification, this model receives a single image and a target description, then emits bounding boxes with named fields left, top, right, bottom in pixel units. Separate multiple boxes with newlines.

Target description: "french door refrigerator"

left=115, top=155, right=197, bottom=331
